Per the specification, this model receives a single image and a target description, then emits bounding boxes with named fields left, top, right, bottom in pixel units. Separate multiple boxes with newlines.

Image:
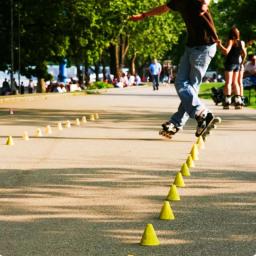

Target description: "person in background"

left=28, top=79, right=35, bottom=93
left=149, top=59, right=162, bottom=90
left=1, top=78, right=11, bottom=95
left=217, top=26, right=247, bottom=109
left=243, top=54, right=256, bottom=83
left=135, top=73, right=142, bottom=86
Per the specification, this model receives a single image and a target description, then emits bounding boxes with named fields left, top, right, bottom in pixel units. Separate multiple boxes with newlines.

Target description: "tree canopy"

left=0, top=0, right=255, bottom=87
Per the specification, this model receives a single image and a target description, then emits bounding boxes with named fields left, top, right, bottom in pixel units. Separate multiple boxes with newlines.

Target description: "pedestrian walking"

left=149, top=59, right=162, bottom=90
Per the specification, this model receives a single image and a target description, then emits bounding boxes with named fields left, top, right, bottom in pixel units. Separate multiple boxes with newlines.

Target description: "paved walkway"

left=0, top=85, right=255, bottom=256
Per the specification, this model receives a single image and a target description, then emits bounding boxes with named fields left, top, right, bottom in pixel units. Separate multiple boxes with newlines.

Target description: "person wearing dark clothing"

left=20, top=82, right=25, bottom=94
left=1, top=78, right=11, bottom=95
left=217, top=26, right=247, bottom=109
left=130, top=0, right=219, bottom=137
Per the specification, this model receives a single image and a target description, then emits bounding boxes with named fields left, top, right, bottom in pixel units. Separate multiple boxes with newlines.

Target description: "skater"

left=149, top=59, right=162, bottom=90
left=217, top=26, right=247, bottom=109
left=243, top=54, right=256, bottom=86
left=130, top=0, right=219, bottom=137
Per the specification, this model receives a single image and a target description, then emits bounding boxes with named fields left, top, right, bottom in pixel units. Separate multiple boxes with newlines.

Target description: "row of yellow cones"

left=140, top=136, right=205, bottom=246
left=5, top=113, right=100, bottom=146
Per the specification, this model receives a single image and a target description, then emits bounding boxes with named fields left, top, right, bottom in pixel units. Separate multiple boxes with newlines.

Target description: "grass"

left=199, top=82, right=256, bottom=109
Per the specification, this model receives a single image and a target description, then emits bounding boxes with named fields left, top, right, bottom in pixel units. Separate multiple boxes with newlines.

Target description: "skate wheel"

left=215, top=117, right=222, bottom=124
left=203, top=130, right=210, bottom=136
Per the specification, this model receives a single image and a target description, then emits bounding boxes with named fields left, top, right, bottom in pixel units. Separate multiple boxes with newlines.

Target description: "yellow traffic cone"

left=196, top=136, right=205, bottom=150
left=173, top=172, right=185, bottom=187
left=180, top=163, right=190, bottom=177
left=166, top=184, right=180, bottom=201
left=190, top=144, right=199, bottom=161
left=65, top=120, right=71, bottom=128
left=75, top=118, right=80, bottom=126
left=186, top=155, right=195, bottom=168
left=45, top=125, right=52, bottom=135
left=23, top=131, right=29, bottom=141
left=89, top=114, right=95, bottom=121
left=82, top=116, right=87, bottom=123
left=94, top=113, right=99, bottom=119
left=140, top=224, right=160, bottom=246
left=6, top=136, right=14, bottom=146
left=57, top=122, right=63, bottom=130
left=159, top=201, right=175, bottom=220
left=36, top=128, right=43, bottom=137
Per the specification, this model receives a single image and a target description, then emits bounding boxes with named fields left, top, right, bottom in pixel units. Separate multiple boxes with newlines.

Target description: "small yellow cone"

left=196, top=136, right=205, bottom=150
left=140, top=224, right=160, bottom=246
left=190, top=144, right=199, bottom=161
left=57, top=122, right=63, bottom=130
left=94, top=113, right=99, bottom=119
left=6, top=136, right=14, bottom=146
left=173, top=172, right=185, bottom=187
left=159, top=201, right=175, bottom=220
left=65, top=120, right=71, bottom=128
left=166, top=184, right=180, bottom=201
left=36, top=128, right=43, bottom=137
left=45, top=125, right=52, bottom=135
left=75, top=118, right=80, bottom=126
left=23, top=131, right=29, bottom=141
left=186, top=155, right=195, bottom=168
left=89, top=114, right=95, bottom=121
left=180, top=163, right=190, bottom=177
left=82, top=116, right=87, bottom=123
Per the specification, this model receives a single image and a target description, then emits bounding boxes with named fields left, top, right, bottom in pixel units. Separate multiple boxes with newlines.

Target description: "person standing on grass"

left=130, top=0, right=219, bottom=137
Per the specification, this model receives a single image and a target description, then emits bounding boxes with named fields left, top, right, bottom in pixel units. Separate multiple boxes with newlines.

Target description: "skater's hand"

left=198, top=0, right=210, bottom=16
left=129, top=13, right=145, bottom=21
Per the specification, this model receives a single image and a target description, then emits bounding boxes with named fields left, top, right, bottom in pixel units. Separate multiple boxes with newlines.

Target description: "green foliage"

left=0, top=0, right=256, bottom=86
left=199, top=82, right=224, bottom=99
left=88, top=81, right=114, bottom=90
left=199, top=82, right=256, bottom=109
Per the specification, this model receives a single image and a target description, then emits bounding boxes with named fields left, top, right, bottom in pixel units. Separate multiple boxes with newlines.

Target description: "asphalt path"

left=0, top=85, right=255, bottom=256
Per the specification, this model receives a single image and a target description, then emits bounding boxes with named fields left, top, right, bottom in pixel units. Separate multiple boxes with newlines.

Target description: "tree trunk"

left=120, top=35, right=129, bottom=69
left=95, top=63, right=100, bottom=81
left=76, top=65, right=83, bottom=85
left=37, top=78, right=46, bottom=93
left=130, top=53, right=137, bottom=75
left=115, top=43, right=120, bottom=78
left=83, top=64, right=90, bottom=85
left=102, top=59, right=107, bottom=81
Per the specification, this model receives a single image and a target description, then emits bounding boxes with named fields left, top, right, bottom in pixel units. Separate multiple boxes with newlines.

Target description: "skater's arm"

left=217, top=39, right=233, bottom=55
left=129, top=5, right=170, bottom=21
left=198, top=0, right=211, bottom=16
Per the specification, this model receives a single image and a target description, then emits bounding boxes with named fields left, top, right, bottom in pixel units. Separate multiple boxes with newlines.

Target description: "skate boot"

left=195, top=111, right=221, bottom=139
left=223, top=95, right=231, bottom=109
left=234, top=95, right=242, bottom=109
left=159, top=121, right=179, bottom=139
left=241, top=96, right=246, bottom=106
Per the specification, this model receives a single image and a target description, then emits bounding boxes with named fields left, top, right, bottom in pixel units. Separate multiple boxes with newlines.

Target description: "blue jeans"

left=170, top=43, right=217, bottom=128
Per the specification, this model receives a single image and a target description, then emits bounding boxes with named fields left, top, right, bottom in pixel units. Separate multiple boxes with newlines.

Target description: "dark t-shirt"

left=225, top=40, right=242, bottom=65
left=167, top=0, right=218, bottom=47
